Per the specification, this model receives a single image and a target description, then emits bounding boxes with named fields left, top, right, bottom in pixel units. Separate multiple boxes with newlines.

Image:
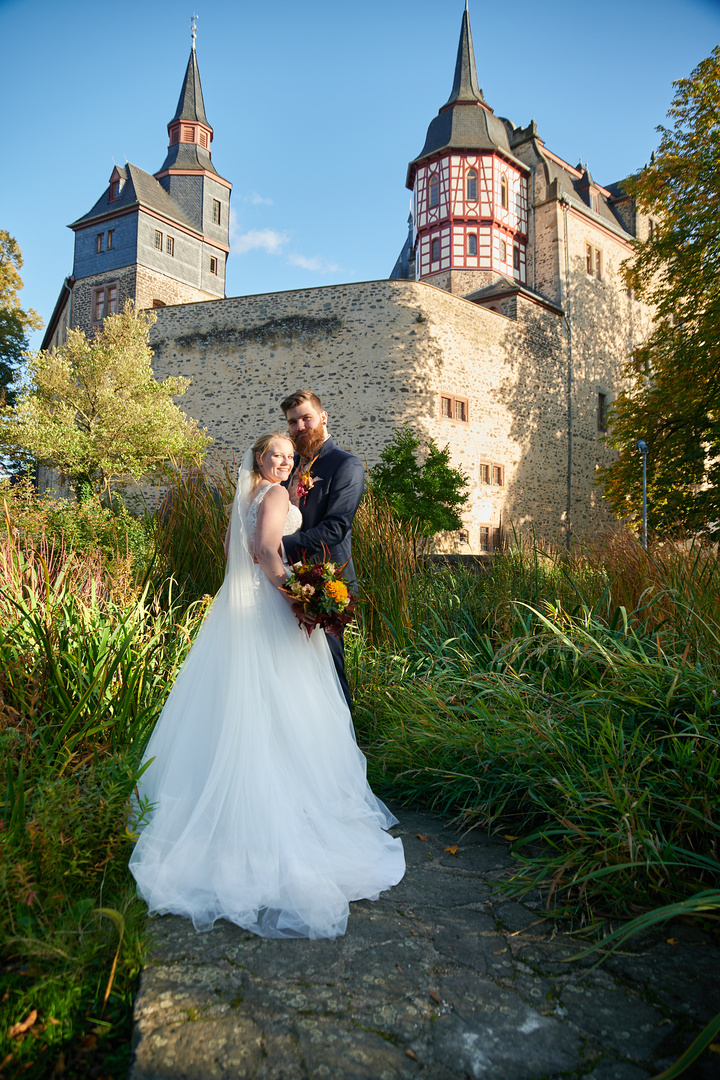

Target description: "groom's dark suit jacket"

left=283, top=437, right=364, bottom=585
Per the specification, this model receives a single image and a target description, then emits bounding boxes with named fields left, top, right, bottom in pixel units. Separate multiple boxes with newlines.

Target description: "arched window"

left=466, top=168, right=478, bottom=201
left=431, top=237, right=441, bottom=262
left=500, top=174, right=508, bottom=210
left=499, top=239, right=507, bottom=262
left=428, top=174, right=439, bottom=208
left=467, top=233, right=477, bottom=256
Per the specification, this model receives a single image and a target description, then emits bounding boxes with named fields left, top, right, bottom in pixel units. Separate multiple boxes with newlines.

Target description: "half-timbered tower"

left=42, top=30, right=231, bottom=345
left=405, top=3, right=529, bottom=296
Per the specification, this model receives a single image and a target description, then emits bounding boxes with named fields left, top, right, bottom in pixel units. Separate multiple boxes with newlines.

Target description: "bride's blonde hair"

left=250, top=431, right=294, bottom=490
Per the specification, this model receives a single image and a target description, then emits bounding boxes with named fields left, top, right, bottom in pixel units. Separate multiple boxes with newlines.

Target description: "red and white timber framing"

left=413, top=153, right=529, bottom=284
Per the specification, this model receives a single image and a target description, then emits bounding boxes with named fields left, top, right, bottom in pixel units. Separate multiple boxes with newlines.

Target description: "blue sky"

left=3, top=0, right=720, bottom=350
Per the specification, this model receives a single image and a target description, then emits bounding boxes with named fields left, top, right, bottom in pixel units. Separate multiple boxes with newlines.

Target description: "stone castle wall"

left=147, top=277, right=628, bottom=549
left=71, top=265, right=217, bottom=332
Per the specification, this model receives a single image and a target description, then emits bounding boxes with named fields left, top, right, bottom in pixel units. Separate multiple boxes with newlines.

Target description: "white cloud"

left=232, top=228, right=289, bottom=255
left=287, top=253, right=341, bottom=274
left=244, top=192, right=274, bottom=205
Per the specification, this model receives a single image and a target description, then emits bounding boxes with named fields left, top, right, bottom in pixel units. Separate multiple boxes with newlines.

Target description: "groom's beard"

left=292, top=427, right=325, bottom=462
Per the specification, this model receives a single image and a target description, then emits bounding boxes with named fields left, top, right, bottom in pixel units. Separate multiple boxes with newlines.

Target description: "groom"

left=280, top=390, right=364, bottom=710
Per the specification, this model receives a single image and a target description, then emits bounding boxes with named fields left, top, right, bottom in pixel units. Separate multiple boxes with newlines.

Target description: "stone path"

left=128, top=809, right=719, bottom=1080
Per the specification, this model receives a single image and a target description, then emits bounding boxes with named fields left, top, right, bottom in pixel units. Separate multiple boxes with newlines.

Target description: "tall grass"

left=348, top=518, right=720, bottom=924
left=0, top=526, right=207, bottom=1077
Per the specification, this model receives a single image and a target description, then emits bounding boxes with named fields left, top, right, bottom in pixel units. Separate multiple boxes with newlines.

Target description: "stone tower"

left=65, top=33, right=231, bottom=335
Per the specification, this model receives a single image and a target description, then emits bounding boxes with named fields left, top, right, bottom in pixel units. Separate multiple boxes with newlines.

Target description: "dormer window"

left=500, top=174, right=508, bottom=210
left=590, top=192, right=599, bottom=213
left=109, top=180, right=121, bottom=201
left=466, top=169, right=478, bottom=201
left=428, top=173, right=439, bottom=208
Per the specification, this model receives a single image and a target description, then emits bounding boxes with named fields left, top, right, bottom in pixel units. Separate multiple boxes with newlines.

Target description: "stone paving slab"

left=128, top=809, right=720, bottom=1079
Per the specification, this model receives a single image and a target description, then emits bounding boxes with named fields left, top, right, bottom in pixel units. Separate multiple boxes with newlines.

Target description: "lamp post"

left=637, top=440, right=648, bottom=549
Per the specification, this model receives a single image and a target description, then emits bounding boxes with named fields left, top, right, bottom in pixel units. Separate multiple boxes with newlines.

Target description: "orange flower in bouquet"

left=281, top=552, right=357, bottom=637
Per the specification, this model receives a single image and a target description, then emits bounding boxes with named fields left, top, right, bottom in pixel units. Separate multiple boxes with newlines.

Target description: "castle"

left=42, top=6, right=652, bottom=551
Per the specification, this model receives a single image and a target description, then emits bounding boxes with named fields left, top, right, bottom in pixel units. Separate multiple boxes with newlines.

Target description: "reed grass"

left=0, top=525, right=207, bottom=1077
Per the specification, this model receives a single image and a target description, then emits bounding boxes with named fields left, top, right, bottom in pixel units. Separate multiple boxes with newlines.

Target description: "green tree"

left=597, top=47, right=720, bottom=533
left=0, top=302, right=210, bottom=500
left=370, top=424, right=469, bottom=538
left=0, top=230, right=43, bottom=407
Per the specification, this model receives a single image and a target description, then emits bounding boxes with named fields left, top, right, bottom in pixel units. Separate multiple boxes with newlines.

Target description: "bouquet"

left=281, top=555, right=357, bottom=637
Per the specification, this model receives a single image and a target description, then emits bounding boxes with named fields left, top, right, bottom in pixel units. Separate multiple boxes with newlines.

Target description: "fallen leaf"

left=396, top=964, right=403, bottom=972
left=709, top=1043, right=720, bottom=1054
left=79, top=1035, right=97, bottom=1050
left=430, top=991, right=441, bottom=1004
left=493, top=948, right=507, bottom=955
left=46, top=1018, right=60, bottom=1027
left=504, top=835, right=519, bottom=841
left=9, top=1011, right=37, bottom=1038
left=416, top=834, right=429, bottom=842
left=405, top=1049, right=419, bottom=1061
left=444, top=845, right=459, bottom=855
left=666, top=938, right=679, bottom=946
left=0, top=1053, right=14, bottom=1072
left=409, top=929, right=418, bottom=936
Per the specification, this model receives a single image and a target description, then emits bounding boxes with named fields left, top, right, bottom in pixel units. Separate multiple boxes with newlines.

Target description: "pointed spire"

left=443, top=2, right=484, bottom=108
left=171, top=47, right=209, bottom=126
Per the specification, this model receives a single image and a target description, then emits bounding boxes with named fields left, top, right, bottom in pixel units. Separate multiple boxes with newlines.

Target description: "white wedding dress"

left=129, top=460, right=404, bottom=939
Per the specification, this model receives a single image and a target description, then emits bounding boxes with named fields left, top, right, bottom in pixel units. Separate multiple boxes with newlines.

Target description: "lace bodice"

left=245, top=483, right=302, bottom=550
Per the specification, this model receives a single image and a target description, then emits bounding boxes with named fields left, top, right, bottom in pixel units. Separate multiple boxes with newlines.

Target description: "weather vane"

left=190, top=13, right=198, bottom=49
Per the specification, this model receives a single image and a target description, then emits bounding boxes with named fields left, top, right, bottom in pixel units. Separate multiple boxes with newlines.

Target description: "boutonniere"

left=297, top=455, right=319, bottom=500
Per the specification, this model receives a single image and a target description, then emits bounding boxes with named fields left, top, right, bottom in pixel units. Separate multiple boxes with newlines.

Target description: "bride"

left=129, top=432, right=405, bottom=939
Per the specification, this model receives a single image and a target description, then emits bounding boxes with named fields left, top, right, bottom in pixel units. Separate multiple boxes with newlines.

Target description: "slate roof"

left=390, top=213, right=415, bottom=280
left=156, top=141, right=218, bottom=176
left=172, top=47, right=210, bottom=126
left=69, top=163, right=198, bottom=232
left=407, top=7, right=523, bottom=183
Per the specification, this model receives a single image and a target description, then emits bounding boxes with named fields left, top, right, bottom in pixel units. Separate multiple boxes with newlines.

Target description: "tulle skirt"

left=128, top=566, right=405, bottom=939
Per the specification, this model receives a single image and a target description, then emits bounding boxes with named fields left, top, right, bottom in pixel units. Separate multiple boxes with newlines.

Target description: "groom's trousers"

left=327, top=631, right=352, bottom=714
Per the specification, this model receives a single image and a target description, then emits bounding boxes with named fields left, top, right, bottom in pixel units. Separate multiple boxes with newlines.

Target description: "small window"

left=479, top=463, right=490, bottom=484
left=154, top=230, right=163, bottom=251
left=492, top=465, right=503, bottom=486
left=499, top=240, right=507, bottom=262
left=595, top=249, right=602, bottom=279
left=431, top=238, right=440, bottom=262
left=199, top=130, right=209, bottom=149
left=458, top=530, right=469, bottom=545
left=597, top=392, right=608, bottom=432
left=466, top=168, right=478, bottom=201
left=428, top=173, right=439, bottom=208
left=467, top=233, right=477, bottom=256
left=92, top=282, right=119, bottom=322
left=166, top=235, right=174, bottom=256
left=107, top=229, right=114, bottom=250
left=170, top=127, right=179, bottom=146
left=182, top=124, right=194, bottom=142
left=440, top=394, right=469, bottom=423
left=493, top=527, right=502, bottom=551
left=152, top=299, right=166, bottom=308
left=212, top=199, right=221, bottom=225
left=109, top=180, right=120, bottom=201
left=586, top=244, right=593, bottom=275
left=513, top=246, right=520, bottom=271
left=210, top=255, right=218, bottom=275
left=479, top=527, right=490, bottom=552
left=500, top=174, right=508, bottom=210
left=96, top=233, right=104, bottom=253
left=591, top=192, right=599, bottom=213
